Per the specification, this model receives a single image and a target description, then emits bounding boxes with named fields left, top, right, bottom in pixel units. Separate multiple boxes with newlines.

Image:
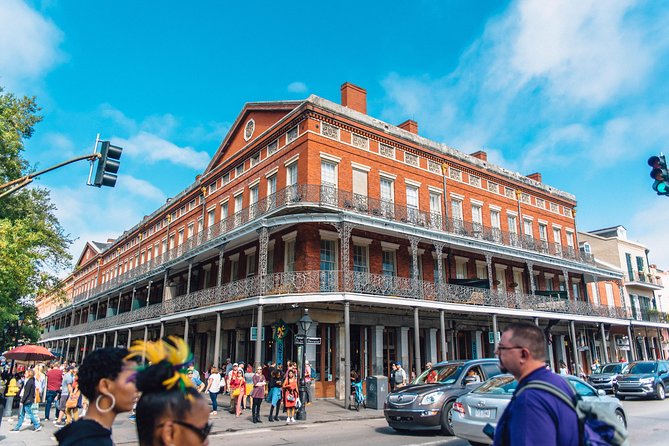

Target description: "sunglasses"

left=161, top=420, right=213, bottom=442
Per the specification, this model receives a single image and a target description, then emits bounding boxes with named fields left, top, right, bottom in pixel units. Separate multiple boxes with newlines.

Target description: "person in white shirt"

left=205, top=367, right=223, bottom=415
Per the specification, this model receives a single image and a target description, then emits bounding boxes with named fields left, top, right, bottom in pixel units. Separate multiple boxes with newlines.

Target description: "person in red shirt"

left=45, top=362, right=64, bottom=421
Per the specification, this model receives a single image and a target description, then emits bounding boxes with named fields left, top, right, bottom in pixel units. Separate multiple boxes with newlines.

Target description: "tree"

left=0, top=86, right=72, bottom=351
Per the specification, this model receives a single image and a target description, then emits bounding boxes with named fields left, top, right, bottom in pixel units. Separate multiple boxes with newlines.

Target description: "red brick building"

left=39, top=83, right=666, bottom=398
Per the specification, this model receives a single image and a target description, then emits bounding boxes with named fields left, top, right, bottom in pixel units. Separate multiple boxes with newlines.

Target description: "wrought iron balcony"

left=43, top=270, right=631, bottom=340
left=70, top=184, right=595, bottom=306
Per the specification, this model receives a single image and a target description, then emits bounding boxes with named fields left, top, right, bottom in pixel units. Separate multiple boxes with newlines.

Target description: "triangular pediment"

left=204, top=101, right=302, bottom=175
left=75, top=242, right=104, bottom=269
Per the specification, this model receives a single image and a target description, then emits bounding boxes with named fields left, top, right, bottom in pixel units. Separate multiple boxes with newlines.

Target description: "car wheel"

left=614, top=409, right=627, bottom=428
left=440, top=401, right=455, bottom=436
left=656, top=384, right=665, bottom=400
left=616, top=394, right=625, bottom=401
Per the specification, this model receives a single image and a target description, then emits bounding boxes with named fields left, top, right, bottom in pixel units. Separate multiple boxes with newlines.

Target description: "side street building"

left=38, top=83, right=669, bottom=398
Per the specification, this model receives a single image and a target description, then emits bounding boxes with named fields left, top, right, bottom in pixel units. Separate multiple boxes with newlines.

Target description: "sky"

left=3, top=0, right=669, bottom=273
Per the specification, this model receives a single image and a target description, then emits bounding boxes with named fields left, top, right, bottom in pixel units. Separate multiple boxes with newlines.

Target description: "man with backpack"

left=493, top=322, right=628, bottom=446
left=493, top=323, right=579, bottom=446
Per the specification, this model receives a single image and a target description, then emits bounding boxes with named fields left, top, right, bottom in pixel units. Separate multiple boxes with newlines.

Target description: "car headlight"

left=420, top=391, right=445, bottom=405
left=641, top=377, right=654, bottom=384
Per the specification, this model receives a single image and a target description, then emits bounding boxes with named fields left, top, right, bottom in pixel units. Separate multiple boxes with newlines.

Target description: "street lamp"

left=296, top=309, right=313, bottom=421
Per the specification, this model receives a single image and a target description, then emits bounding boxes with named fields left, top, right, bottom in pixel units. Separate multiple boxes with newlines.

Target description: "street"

left=1, top=396, right=668, bottom=445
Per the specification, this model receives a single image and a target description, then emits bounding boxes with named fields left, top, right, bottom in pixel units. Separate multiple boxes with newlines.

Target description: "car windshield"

left=414, top=364, right=463, bottom=385
left=626, top=362, right=657, bottom=374
left=595, top=364, right=623, bottom=374
left=473, top=375, right=517, bottom=395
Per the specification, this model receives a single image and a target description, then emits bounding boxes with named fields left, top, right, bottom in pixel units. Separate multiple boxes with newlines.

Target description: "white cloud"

left=118, top=175, right=167, bottom=202
left=114, top=131, right=210, bottom=170
left=631, top=201, right=669, bottom=269
left=287, top=81, right=308, bottom=93
left=0, top=0, right=63, bottom=90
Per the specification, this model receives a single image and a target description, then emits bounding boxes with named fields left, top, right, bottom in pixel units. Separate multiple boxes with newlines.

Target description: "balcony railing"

left=626, top=270, right=663, bottom=287
left=70, top=184, right=596, bottom=305
left=43, top=270, right=633, bottom=340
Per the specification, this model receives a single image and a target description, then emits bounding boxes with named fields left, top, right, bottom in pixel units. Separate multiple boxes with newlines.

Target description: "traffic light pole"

left=0, top=153, right=101, bottom=199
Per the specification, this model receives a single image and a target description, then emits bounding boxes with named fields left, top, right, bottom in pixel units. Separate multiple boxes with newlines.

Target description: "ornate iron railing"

left=70, top=184, right=595, bottom=305
left=43, top=270, right=635, bottom=340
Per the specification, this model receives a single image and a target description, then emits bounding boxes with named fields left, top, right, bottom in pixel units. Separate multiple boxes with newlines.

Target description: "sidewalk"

left=0, top=397, right=385, bottom=445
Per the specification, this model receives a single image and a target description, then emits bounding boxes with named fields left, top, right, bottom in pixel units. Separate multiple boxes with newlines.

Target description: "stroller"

left=350, top=380, right=366, bottom=411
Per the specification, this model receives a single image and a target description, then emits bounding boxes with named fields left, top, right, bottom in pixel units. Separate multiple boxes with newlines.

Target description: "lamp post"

left=296, top=309, right=313, bottom=421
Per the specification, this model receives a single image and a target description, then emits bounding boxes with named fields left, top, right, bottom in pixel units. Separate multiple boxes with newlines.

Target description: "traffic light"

left=93, top=141, right=122, bottom=187
left=648, top=155, right=669, bottom=196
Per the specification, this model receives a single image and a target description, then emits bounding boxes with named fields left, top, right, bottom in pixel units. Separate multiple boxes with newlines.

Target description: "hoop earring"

left=95, top=392, right=116, bottom=413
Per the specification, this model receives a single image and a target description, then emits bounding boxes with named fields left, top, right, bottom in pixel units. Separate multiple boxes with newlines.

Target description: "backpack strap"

left=516, top=380, right=576, bottom=410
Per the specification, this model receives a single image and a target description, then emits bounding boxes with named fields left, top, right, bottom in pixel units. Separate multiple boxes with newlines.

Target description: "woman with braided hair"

left=129, top=336, right=212, bottom=446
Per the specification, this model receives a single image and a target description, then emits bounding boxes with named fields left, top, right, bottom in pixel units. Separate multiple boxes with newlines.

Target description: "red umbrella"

left=4, top=344, right=55, bottom=362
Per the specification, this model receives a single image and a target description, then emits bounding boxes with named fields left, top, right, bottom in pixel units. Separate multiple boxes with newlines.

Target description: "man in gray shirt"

left=54, top=367, right=74, bottom=426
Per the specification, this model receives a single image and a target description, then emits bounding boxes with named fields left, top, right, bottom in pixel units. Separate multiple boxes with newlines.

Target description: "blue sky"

left=3, top=0, right=669, bottom=271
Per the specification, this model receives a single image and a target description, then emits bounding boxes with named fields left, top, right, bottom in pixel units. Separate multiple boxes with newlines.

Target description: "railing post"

left=254, top=305, right=263, bottom=369
left=335, top=222, right=353, bottom=292
left=258, top=227, right=269, bottom=295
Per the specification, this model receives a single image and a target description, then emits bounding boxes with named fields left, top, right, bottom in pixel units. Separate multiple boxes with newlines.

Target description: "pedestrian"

left=54, top=347, right=138, bottom=446
left=394, top=363, right=407, bottom=388
left=267, top=369, right=282, bottom=422
left=56, top=366, right=76, bottom=426
left=64, top=371, right=81, bottom=424
left=230, top=368, right=245, bottom=417
left=45, top=362, right=64, bottom=421
left=558, top=360, right=568, bottom=376
left=187, top=370, right=205, bottom=392
left=389, top=362, right=396, bottom=392
left=129, top=337, right=212, bottom=446
left=9, top=369, right=41, bottom=432
left=244, top=364, right=254, bottom=410
left=493, top=322, right=579, bottom=446
left=282, top=369, right=299, bottom=423
left=304, top=360, right=313, bottom=405
left=205, top=367, right=222, bottom=415
left=251, top=365, right=266, bottom=423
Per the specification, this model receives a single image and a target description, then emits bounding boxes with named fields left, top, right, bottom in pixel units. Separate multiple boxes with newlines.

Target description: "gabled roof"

left=75, top=241, right=108, bottom=268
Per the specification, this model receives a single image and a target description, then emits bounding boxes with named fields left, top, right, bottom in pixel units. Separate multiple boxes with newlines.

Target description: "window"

left=221, top=173, right=230, bottom=185
left=197, top=218, right=203, bottom=235
left=572, top=282, right=580, bottom=299
left=235, top=164, right=244, bottom=177
left=636, top=256, right=645, bottom=273
left=380, top=143, right=395, bottom=158
left=380, top=177, right=394, bottom=217
left=605, top=283, right=614, bottom=307
left=321, top=161, right=337, bottom=186
left=250, top=152, right=260, bottom=167
left=625, top=253, right=633, bottom=281
left=207, top=208, right=216, bottom=228
left=234, top=194, right=243, bottom=225
left=544, top=276, right=553, bottom=291
left=406, top=185, right=419, bottom=222
left=169, top=235, right=175, bottom=250
left=566, top=231, right=574, bottom=249
left=285, top=240, right=296, bottom=273
left=286, top=126, right=298, bottom=143
left=523, top=219, right=533, bottom=239
left=351, top=134, right=369, bottom=150
left=472, top=204, right=483, bottom=231
left=429, top=192, right=442, bottom=229
left=490, top=210, right=501, bottom=229
left=178, top=229, right=184, bottom=246
left=320, top=239, right=337, bottom=291
left=246, top=253, right=257, bottom=277
left=553, top=227, right=562, bottom=245
left=230, top=258, right=239, bottom=281
left=266, top=175, right=277, bottom=209
left=208, top=182, right=217, bottom=195
left=352, top=168, right=368, bottom=197
left=286, top=162, right=298, bottom=186
left=408, top=252, right=423, bottom=279
left=451, top=198, right=463, bottom=222
left=382, top=250, right=396, bottom=277
left=539, top=223, right=548, bottom=241
left=249, top=185, right=259, bottom=218
left=476, top=262, right=488, bottom=280
left=353, top=245, right=369, bottom=273
left=267, top=140, right=278, bottom=156
left=455, top=258, right=468, bottom=279
left=220, top=201, right=229, bottom=223
left=434, top=257, right=446, bottom=284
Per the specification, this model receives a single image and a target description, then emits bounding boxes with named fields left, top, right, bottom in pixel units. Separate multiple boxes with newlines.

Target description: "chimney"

left=527, top=172, right=542, bottom=183
left=470, top=150, right=487, bottom=162
left=340, top=82, right=367, bottom=114
left=398, top=119, right=418, bottom=135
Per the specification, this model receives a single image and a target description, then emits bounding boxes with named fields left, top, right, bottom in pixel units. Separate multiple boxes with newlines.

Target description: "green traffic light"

left=653, top=180, right=669, bottom=195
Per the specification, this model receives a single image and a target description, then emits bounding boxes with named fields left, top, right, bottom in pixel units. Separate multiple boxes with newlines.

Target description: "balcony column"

left=127, top=328, right=132, bottom=348
left=627, top=325, right=636, bottom=361
left=82, top=335, right=88, bottom=361
left=70, top=309, right=76, bottom=327
left=162, top=268, right=171, bottom=301
left=258, top=227, right=269, bottom=295
left=131, top=287, right=138, bottom=310
left=213, top=312, right=222, bottom=367
left=186, top=262, right=193, bottom=295
left=159, top=322, right=165, bottom=339
left=409, top=236, right=420, bottom=290
left=450, top=321, right=457, bottom=360
left=492, top=314, right=499, bottom=352
left=344, top=301, right=351, bottom=409
left=217, top=246, right=225, bottom=287
left=413, top=307, right=422, bottom=376
left=569, top=321, right=580, bottom=376
left=65, top=339, right=70, bottom=361
left=113, top=331, right=118, bottom=348
left=485, top=254, right=494, bottom=290
left=92, top=334, right=97, bottom=351
left=526, top=262, right=535, bottom=295
left=562, top=270, right=571, bottom=300
left=658, top=328, right=666, bottom=360
left=146, top=280, right=153, bottom=305
left=184, top=318, right=190, bottom=345
left=254, top=305, right=263, bottom=368
left=440, top=310, right=447, bottom=362
left=334, top=222, right=353, bottom=291
left=600, top=323, right=610, bottom=363
left=116, top=292, right=122, bottom=315
left=74, top=337, right=80, bottom=363
left=371, top=326, right=384, bottom=375
left=143, top=325, right=148, bottom=346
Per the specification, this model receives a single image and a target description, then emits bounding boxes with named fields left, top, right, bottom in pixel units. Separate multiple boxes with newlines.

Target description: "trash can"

left=365, top=375, right=388, bottom=410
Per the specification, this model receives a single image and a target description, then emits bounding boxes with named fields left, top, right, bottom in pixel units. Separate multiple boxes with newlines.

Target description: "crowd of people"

left=1, top=339, right=317, bottom=444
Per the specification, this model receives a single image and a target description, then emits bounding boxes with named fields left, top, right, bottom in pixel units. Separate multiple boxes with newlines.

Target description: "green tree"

left=0, top=86, right=72, bottom=351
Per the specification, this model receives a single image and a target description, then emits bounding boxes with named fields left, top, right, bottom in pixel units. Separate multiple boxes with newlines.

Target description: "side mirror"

left=597, top=389, right=606, bottom=396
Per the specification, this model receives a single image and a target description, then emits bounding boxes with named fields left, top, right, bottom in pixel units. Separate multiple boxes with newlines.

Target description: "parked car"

left=588, top=362, right=627, bottom=393
left=384, top=358, right=502, bottom=435
left=452, top=374, right=627, bottom=446
left=614, top=360, right=669, bottom=400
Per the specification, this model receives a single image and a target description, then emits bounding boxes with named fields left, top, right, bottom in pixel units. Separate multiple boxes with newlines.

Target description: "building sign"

left=615, top=337, right=631, bottom=351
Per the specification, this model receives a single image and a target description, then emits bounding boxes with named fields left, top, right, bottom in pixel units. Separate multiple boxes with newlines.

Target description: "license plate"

left=474, top=408, right=494, bottom=418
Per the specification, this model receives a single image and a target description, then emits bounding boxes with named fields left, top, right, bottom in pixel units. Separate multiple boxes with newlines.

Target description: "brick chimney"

left=527, top=172, right=542, bottom=183
left=398, top=119, right=418, bottom=134
left=470, top=150, right=487, bottom=162
left=340, top=82, right=366, bottom=114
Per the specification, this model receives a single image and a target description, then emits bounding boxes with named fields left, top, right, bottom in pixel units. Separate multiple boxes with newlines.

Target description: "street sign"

left=294, top=335, right=322, bottom=345
left=488, top=331, right=500, bottom=344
